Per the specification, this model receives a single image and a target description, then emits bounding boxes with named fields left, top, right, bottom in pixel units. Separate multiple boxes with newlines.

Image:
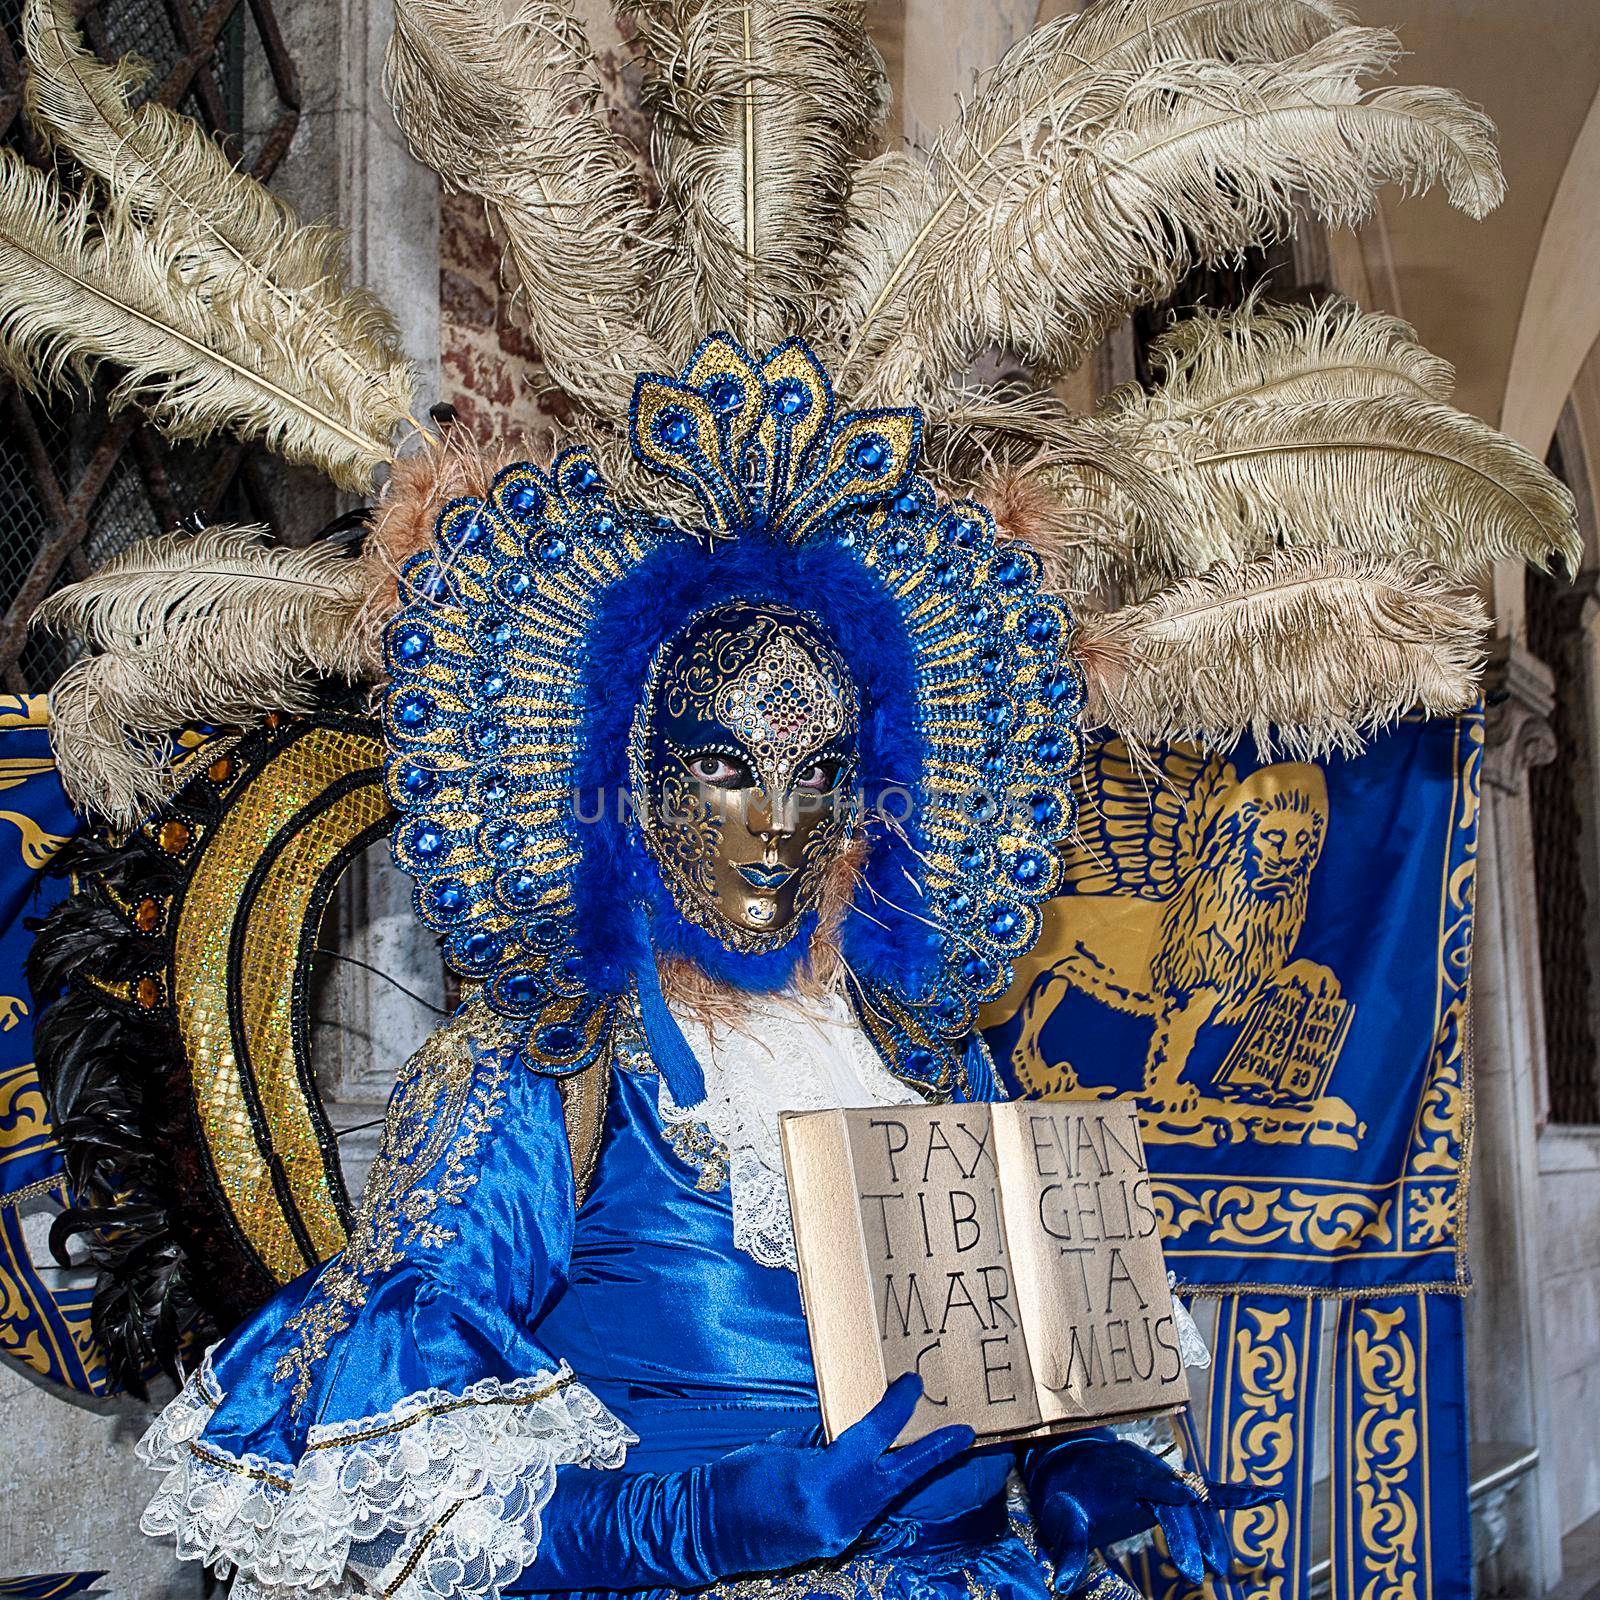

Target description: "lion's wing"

left=1064, top=739, right=1236, bottom=900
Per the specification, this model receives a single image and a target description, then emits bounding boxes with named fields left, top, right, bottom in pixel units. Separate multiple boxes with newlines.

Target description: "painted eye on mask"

left=685, top=753, right=749, bottom=789
left=795, top=759, right=843, bottom=795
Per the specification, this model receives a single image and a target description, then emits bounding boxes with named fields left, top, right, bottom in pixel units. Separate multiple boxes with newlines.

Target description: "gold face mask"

left=630, top=603, right=860, bottom=952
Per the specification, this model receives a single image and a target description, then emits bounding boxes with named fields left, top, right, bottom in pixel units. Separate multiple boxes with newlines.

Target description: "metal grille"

left=0, top=0, right=298, bottom=692
left=1529, top=433, right=1600, bottom=1124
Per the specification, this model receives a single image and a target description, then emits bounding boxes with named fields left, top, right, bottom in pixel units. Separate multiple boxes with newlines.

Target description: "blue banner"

left=0, top=695, right=105, bottom=1396
left=984, top=712, right=1479, bottom=1294
left=1332, top=1293, right=1471, bottom=1600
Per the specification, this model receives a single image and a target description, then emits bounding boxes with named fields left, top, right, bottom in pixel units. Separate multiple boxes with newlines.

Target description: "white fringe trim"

left=138, top=1348, right=633, bottom=1600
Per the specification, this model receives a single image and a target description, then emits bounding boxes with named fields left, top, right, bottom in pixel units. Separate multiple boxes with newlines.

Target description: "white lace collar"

left=658, top=986, right=923, bottom=1271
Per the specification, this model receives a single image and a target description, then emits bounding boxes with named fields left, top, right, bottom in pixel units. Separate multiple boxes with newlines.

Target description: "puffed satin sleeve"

left=136, top=1019, right=633, bottom=1600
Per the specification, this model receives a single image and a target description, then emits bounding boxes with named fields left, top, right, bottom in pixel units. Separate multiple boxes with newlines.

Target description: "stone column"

left=316, top=0, right=446, bottom=1201
left=1469, top=635, right=1563, bottom=1594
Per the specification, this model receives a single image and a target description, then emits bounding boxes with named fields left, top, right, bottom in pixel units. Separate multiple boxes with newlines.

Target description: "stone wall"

left=1539, top=1128, right=1600, bottom=1536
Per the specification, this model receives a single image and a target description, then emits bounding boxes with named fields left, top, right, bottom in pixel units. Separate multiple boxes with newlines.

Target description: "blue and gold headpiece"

left=382, top=336, right=1084, bottom=1093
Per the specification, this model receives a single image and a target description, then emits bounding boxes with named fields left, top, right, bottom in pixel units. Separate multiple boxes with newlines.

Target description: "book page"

left=993, top=1103, right=1189, bottom=1427
left=781, top=1110, right=886, bottom=1441
left=843, top=1105, right=1043, bottom=1443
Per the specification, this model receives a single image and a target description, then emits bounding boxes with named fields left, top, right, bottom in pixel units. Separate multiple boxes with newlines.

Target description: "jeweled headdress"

left=383, top=336, right=1081, bottom=1093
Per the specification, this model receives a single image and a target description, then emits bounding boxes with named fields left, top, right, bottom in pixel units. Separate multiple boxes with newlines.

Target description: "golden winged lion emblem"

left=987, top=741, right=1364, bottom=1149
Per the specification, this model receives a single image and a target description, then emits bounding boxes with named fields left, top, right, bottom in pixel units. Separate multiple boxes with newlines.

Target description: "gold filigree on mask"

left=631, top=602, right=860, bottom=954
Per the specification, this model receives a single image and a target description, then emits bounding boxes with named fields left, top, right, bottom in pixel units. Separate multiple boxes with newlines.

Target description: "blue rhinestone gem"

left=506, top=484, right=542, bottom=516
left=475, top=669, right=508, bottom=700
left=497, top=568, right=533, bottom=600
left=988, top=905, right=1021, bottom=939
left=772, top=380, right=810, bottom=418
left=408, top=823, right=445, bottom=861
left=963, top=600, right=998, bottom=632
left=966, top=789, right=998, bottom=823
left=463, top=930, right=499, bottom=965
left=392, top=689, right=433, bottom=731
left=479, top=613, right=515, bottom=648
left=1023, top=608, right=1061, bottom=645
left=1034, top=731, right=1068, bottom=766
left=994, top=551, right=1030, bottom=588
left=484, top=820, right=520, bottom=856
left=887, top=532, right=912, bottom=559
left=593, top=511, right=619, bottom=538
left=537, top=534, right=568, bottom=564
left=929, top=551, right=957, bottom=585
left=656, top=408, right=695, bottom=448
left=904, top=1050, right=938, bottom=1080
left=956, top=840, right=986, bottom=873
left=850, top=436, right=890, bottom=475
left=960, top=953, right=995, bottom=988
left=478, top=768, right=510, bottom=806
left=528, top=917, right=565, bottom=949
left=457, top=512, right=492, bottom=550
left=564, top=460, right=600, bottom=493
left=501, top=868, right=540, bottom=905
left=704, top=376, right=744, bottom=413
left=397, top=761, right=436, bottom=799
left=951, top=517, right=981, bottom=548
left=432, top=879, right=469, bottom=918
left=538, top=1024, right=582, bottom=1056
left=501, top=971, right=542, bottom=1006
left=392, top=625, right=430, bottom=662
left=473, top=719, right=505, bottom=752
left=893, top=491, right=921, bottom=517
left=979, top=694, right=1012, bottom=729
left=1040, top=670, right=1077, bottom=708
left=1029, top=791, right=1063, bottom=830
left=1011, top=850, right=1048, bottom=887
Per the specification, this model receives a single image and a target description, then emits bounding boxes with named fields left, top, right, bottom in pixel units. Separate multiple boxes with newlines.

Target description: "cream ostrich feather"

left=20, top=0, right=417, bottom=462
left=34, top=529, right=372, bottom=825
left=624, top=0, right=884, bottom=359
left=384, top=0, right=665, bottom=422
left=1086, top=302, right=1580, bottom=584
left=0, top=154, right=399, bottom=488
left=1074, top=551, right=1488, bottom=758
left=834, top=23, right=1502, bottom=406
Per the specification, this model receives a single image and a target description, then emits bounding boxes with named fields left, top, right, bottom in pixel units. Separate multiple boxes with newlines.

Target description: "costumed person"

left=0, top=2, right=1578, bottom=1599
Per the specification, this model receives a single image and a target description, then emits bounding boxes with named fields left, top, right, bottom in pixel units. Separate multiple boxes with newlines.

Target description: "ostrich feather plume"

left=1076, top=551, right=1487, bottom=758
left=836, top=21, right=1502, bottom=405
left=0, top=153, right=398, bottom=487
left=35, top=528, right=371, bottom=824
left=384, top=0, right=664, bottom=421
left=1095, top=391, right=1580, bottom=582
left=1128, top=296, right=1457, bottom=413
left=624, top=0, right=884, bottom=359
left=21, top=0, right=416, bottom=468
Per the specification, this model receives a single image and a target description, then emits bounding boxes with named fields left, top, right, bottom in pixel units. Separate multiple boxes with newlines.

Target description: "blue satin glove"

left=1025, top=1432, right=1278, bottom=1592
left=523, top=1374, right=975, bottom=1590
left=884, top=1442, right=1015, bottom=1526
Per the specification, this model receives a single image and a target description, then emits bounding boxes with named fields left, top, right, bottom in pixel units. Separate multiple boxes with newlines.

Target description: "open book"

left=780, top=1101, right=1189, bottom=1444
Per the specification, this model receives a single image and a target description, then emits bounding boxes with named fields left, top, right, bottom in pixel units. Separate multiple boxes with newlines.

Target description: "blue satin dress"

left=137, top=1013, right=1052, bottom=1600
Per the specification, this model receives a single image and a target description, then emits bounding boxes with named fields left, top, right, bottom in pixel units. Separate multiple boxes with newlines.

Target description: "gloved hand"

left=883, top=1442, right=1015, bottom=1527
left=1025, top=1431, right=1278, bottom=1592
left=523, top=1374, right=975, bottom=1590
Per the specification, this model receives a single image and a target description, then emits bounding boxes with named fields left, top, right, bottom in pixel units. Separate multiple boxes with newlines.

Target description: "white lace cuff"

left=138, top=1347, right=634, bottom=1600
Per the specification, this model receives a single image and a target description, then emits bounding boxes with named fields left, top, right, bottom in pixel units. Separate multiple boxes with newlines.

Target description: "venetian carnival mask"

left=631, top=602, right=860, bottom=951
